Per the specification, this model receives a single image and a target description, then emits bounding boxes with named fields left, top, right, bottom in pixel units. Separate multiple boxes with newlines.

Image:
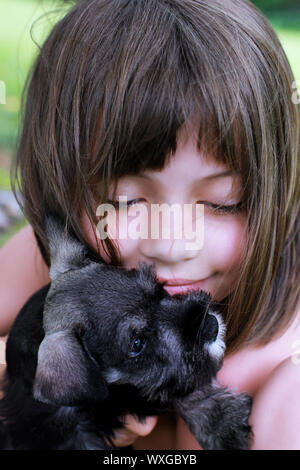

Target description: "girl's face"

left=81, top=129, right=247, bottom=302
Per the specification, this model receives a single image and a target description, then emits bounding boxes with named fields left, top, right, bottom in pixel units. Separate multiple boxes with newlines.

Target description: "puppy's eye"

left=129, top=337, right=146, bottom=357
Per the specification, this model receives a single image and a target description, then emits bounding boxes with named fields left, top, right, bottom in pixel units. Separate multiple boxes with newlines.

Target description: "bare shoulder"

left=0, top=224, right=50, bottom=336
left=0, top=223, right=49, bottom=279
left=250, top=356, right=300, bottom=450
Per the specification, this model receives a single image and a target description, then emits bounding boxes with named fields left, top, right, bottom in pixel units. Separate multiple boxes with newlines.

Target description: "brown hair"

left=11, top=0, right=300, bottom=354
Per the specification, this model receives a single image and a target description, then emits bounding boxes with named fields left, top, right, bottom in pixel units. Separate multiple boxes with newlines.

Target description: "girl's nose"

left=139, top=237, right=200, bottom=264
left=138, top=202, right=203, bottom=264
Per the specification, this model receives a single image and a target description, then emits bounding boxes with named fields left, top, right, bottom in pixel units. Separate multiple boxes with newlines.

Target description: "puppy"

left=0, top=215, right=253, bottom=450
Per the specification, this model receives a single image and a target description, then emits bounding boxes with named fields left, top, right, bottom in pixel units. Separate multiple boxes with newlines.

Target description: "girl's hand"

left=109, top=414, right=158, bottom=448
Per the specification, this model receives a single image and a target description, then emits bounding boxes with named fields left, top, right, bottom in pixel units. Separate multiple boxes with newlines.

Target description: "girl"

left=1, top=0, right=300, bottom=450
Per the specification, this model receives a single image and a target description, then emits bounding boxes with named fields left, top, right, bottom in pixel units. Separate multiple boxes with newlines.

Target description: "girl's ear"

left=33, top=330, right=109, bottom=406
left=44, top=214, right=90, bottom=281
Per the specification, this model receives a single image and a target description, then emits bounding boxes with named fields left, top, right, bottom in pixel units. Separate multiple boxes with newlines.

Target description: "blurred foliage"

left=0, top=218, right=28, bottom=248
left=0, top=168, right=11, bottom=190
left=0, top=0, right=69, bottom=150
left=251, top=0, right=300, bottom=12
left=251, top=1, right=300, bottom=34
left=0, top=0, right=69, bottom=246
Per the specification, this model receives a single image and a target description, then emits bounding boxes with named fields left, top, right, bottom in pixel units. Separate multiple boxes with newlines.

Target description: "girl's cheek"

left=80, top=209, right=143, bottom=265
left=205, top=215, right=248, bottom=273
left=202, top=216, right=247, bottom=301
left=105, top=209, right=149, bottom=266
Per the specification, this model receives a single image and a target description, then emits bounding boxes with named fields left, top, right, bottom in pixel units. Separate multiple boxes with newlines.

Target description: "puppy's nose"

left=202, top=314, right=219, bottom=343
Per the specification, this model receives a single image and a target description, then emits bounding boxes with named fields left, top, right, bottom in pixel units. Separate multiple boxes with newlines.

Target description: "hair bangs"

left=88, top=5, right=251, bottom=200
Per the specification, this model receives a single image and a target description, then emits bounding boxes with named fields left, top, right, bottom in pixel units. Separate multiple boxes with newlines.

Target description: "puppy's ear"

left=44, top=213, right=90, bottom=281
left=33, top=330, right=109, bottom=406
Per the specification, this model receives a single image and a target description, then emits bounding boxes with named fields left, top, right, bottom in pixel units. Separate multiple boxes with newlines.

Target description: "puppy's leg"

left=174, top=384, right=253, bottom=450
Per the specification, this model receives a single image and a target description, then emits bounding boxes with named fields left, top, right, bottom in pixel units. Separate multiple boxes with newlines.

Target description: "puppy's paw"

left=212, top=392, right=253, bottom=450
left=174, top=386, right=253, bottom=450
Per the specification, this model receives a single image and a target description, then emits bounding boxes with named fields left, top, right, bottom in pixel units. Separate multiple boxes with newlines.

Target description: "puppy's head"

left=33, top=214, right=225, bottom=406
left=100, top=286, right=225, bottom=403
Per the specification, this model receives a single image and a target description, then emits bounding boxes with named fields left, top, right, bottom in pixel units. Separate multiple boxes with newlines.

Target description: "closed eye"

left=199, top=201, right=245, bottom=214
left=107, top=199, right=245, bottom=214
left=107, top=198, right=143, bottom=209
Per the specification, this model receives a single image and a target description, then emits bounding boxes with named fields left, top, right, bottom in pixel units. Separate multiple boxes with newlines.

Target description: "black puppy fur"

left=0, top=215, right=253, bottom=450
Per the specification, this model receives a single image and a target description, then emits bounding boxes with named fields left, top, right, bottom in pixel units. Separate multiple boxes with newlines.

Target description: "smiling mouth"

left=157, top=277, right=211, bottom=286
left=161, top=278, right=212, bottom=295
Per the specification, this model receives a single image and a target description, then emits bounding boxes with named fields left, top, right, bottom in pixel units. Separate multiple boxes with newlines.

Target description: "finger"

left=122, top=414, right=158, bottom=436
left=108, top=415, right=158, bottom=448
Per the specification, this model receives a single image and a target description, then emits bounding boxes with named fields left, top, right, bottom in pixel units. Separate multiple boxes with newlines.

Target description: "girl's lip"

left=159, top=278, right=212, bottom=296
left=157, top=277, right=208, bottom=286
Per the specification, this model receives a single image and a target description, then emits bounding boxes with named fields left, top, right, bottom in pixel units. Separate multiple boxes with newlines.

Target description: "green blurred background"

left=0, top=0, right=299, bottom=246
